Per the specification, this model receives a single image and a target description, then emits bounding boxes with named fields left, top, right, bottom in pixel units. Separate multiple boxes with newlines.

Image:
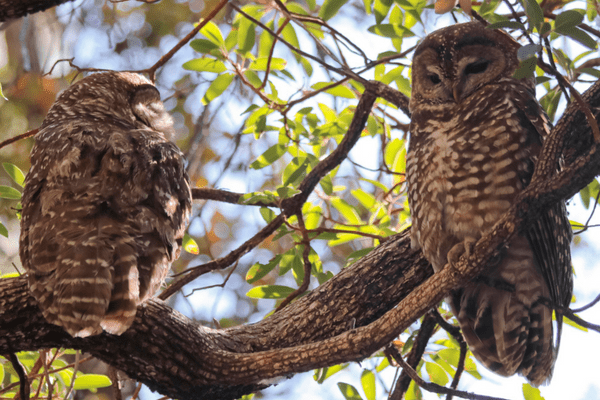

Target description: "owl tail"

left=451, top=236, right=555, bottom=386
left=100, top=241, right=141, bottom=335
left=50, top=244, right=114, bottom=338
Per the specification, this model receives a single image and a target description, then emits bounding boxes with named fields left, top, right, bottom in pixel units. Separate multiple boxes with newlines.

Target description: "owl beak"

left=453, top=86, right=461, bottom=103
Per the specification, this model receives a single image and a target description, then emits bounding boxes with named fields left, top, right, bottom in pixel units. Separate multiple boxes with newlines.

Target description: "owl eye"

left=428, top=74, right=441, bottom=84
left=464, top=60, right=490, bottom=75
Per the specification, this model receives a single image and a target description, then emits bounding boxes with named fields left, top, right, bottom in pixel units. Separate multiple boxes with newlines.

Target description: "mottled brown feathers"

left=407, top=22, right=572, bottom=385
left=19, top=72, right=192, bottom=337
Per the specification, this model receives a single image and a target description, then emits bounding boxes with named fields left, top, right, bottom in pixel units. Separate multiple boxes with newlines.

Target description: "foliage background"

left=0, top=0, right=599, bottom=399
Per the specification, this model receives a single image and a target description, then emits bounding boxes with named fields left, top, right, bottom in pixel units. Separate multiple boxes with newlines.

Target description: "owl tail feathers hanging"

left=19, top=72, right=192, bottom=337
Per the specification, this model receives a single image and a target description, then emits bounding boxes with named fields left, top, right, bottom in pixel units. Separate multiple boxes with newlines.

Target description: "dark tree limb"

left=0, top=0, right=74, bottom=22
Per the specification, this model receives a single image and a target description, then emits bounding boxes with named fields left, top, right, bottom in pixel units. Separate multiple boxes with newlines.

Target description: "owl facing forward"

left=19, top=72, right=192, bottom=338
left=407, top=22, right=572, bottom=385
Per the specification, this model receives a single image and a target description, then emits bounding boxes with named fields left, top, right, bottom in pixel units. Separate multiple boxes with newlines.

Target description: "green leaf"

left=337, top=382, right=363, bottom=400
left=311, top=82, right=355, bottom=99
left=260, top=206, right=277, bottom=223
left=238, top=15, right=256, bottom=53
left=373, top=0, right=393, bottom=23
left=522, top=383, right=545, bottom=400
left=73, top=374, right=112, bottom=390
left=367, top=24, right=413, bottom=39
left=360, top=370, right=376, bottom=400
left=579, top=67, right=600, bottom=78
left=202, top=73, right=234, bottom=105
left=319, top=0, right=350, bottom=20
left=0, top=83, right=6, bottom=101
left=487, top=21, right=526, bottom=30
left=0, top=223, right=7, bottom=238
left=555, top=26, right=598, bottom=49
left=182, top=234, right=199, bottom=254
left=3, top=163, right=25, bottom=187
left=201, top=21, right=224, bottom=45
left=281, top=23, right=300, bottom=60
left=183, top=58, right=227, bottom=73
left=190, top=39, right=220, bottom=53
left=0, top=185, right=21, bottom=200
left=331, top=198, right=362, bottom=224
left=246, top=284, right=295, bottom=299
left=282, top=157, right=310, bottom=186
left=249, top=57, right=287, bottom=71
left=314, top=363, right=349, bottom=383
left=246, top=255, right=282, bottom=283
left=321, top=174, right=333, bottom=195
left=523, top=0, right=544, bottom=30
left=425, top=361, right=449, bottom=386
left=250, top=144, right=287, bottom=169
left=554, top=10, right=584, bottom=32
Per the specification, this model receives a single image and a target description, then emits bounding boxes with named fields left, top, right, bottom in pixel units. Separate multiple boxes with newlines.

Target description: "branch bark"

left=2, top=79, right=599, bottom=400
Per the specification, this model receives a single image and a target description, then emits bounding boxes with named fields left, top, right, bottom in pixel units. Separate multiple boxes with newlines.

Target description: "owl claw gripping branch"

left=406, top=22, right=573, bottom=386
left=19, top=72, right=192, bottom=338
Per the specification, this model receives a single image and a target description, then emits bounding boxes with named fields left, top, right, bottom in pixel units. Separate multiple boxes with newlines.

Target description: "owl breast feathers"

left=19, top=72, right=192, bottom=338
left=407, top=22, right=572, bottom=385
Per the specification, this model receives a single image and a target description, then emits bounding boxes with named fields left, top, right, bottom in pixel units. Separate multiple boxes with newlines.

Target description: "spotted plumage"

left=407, top=22, right=572, bottom=385
left=19, top=72, right=192, bottom=337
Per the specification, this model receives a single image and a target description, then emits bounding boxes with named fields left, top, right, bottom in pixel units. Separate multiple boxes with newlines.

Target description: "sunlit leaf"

left=202, top=73, right=234, bottom=105
left=314, top=363, right=349, bottom=383
left=238, top=14, right=256, bottom=53
left=200, top=21, right=224, bottom=45
left=374, top=0, right=393, bottom=23
left=3, top=163, right=25, bottom=187
left=319, top=0, right=350, bottom=21
left=249, top=57, right=287, bottom=71
left=246, top=255, right=282, bottom=283
left=425, top=361, right=449, bottom=386
left=360, top=370, right=376, bottom=400
left=331, top=198, right=362, bottom=224
left=0, top=185, right=21, bottom=200
left=250, top=144, right=287, bottom=169
left=246, top=284, right=295, bottom=299
left=0, top=83, right=6, bottom=101
left=522, top=383, right=545, bottom=400
left=190, top=39, right=220, bottom=53
left=337, top=382, right=363, bottom=400
left=0, top=223, right=7, bottom=238
left=311, top=82, right=356, bottom=99
left=183, top=58, right=227, bottom=73
left=182, top=234, right=199, bottom=254
left=73, top=374, right=112, bottom=390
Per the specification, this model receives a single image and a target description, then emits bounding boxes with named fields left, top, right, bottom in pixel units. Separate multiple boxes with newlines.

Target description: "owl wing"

left=512, top=84, right=573, bottom=339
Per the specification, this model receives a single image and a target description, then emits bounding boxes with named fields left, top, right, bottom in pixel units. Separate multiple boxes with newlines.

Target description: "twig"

left=4, top=353, right=29, bottom=400
left=275, top=213, right=312, bottom=311
left=572, top=292, right=600, bottom=313
left=432, top=310, right=468, bottom=399
left=388, top=345, right=507, bottom=400
left=388, top=312, right=437, bottom=400
left=192, top=187, right=279, bottom=208
left=147, top=0, right=230, bottom=80
left=0, top=129, right=38, bottom=151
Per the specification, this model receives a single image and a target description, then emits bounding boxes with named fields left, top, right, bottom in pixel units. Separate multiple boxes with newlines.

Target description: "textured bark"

left=0, top=0, right=74, bottom=22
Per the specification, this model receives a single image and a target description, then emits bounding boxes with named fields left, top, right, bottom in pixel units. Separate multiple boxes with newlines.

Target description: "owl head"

left=410, top=22, right=525, bottom=112
left=43, top=72, right=175, bottom=140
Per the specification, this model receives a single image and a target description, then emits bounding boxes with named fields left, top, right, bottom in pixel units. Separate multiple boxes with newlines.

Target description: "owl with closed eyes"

left=19, top=72, right=192, bottom=338
left=406, top=22, right=572, bottom=385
